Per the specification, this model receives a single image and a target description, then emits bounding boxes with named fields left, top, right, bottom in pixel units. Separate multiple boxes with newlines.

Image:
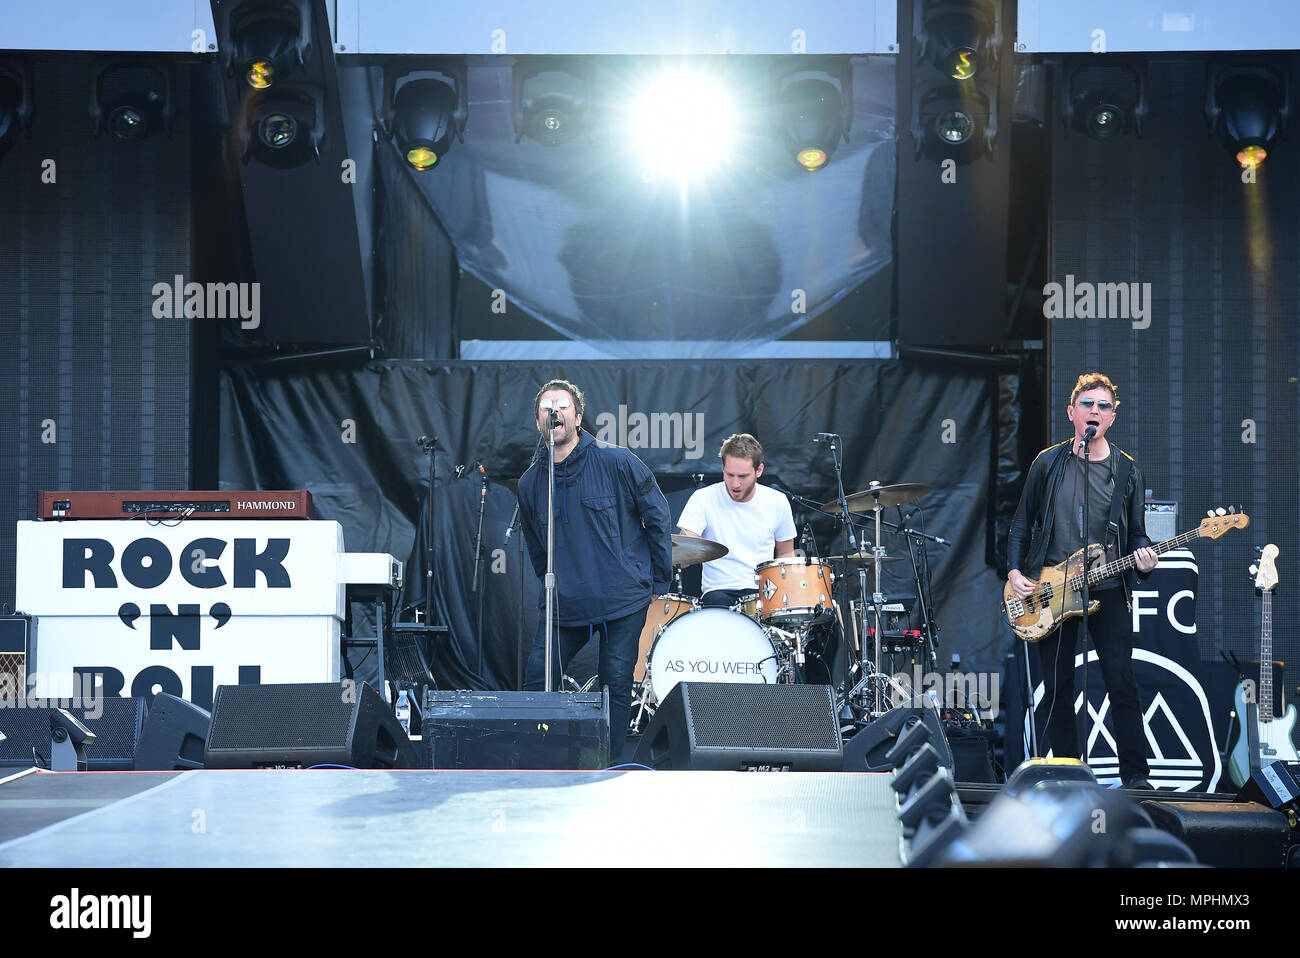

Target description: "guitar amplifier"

left=1144, top=500, right=1177, bottom=542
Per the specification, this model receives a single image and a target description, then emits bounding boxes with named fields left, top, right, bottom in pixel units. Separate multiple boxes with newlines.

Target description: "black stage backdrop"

left=0, top=59, right=196, bottom=611
left=220, top=360, right=1017, bottom=690
left=1048, top=57, right=1300, bottom=695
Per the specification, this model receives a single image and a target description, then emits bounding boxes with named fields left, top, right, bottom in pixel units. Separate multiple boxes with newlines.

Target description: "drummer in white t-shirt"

left=677, top=433, right=797, bottom=608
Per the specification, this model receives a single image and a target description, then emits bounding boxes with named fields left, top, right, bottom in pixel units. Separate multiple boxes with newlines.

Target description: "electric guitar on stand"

left=1228, top=545, right=1299, bottom=787
left=1003, top=509, right=1248, bottom=643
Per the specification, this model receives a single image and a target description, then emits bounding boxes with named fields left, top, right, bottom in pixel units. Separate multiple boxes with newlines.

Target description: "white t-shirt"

left=678, top=483, right=797, bottom=593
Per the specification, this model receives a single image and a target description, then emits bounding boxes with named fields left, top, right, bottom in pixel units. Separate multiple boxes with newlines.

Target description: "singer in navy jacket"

left=518, top=429, right=673, bottom=625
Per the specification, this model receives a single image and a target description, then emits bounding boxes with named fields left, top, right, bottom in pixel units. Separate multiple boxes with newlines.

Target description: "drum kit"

left=627, top=478, right=948, bottom=734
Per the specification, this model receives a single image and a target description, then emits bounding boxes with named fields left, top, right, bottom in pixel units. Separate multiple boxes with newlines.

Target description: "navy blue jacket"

left=518, top=430, right=673, bottom=626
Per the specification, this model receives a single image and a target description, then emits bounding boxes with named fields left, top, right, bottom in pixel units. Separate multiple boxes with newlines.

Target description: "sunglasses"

left=538, top=396, right=572, bottom=411
left=1076, top=398, right=1114, bottom=411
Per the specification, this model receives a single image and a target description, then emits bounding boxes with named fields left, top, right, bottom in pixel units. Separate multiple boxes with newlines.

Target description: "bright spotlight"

left=625, top=71, right=738, bottom=182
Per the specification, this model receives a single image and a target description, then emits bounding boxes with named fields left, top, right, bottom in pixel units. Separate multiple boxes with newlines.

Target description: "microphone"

left=1082, top=425, right=1097, bottom=442
left=812, top=433, right=838, bottom=444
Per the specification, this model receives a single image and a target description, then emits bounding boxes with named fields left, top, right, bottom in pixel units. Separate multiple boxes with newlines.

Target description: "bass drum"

left=647, top=607, right=782, bottom=705
left=635, top=594, right=698, bottom=681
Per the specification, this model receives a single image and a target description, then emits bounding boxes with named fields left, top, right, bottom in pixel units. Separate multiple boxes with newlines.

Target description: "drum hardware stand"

left=895, top=505, right=947, bottom=674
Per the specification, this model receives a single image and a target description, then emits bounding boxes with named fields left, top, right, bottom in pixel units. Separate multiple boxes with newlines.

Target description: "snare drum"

left=756, top=557, right=834, bottom=624
left=647, top=608, right=781, bottom=704
left=635, top=594, right=698, bottom=681
left=730, top=592, right=760, bottom=620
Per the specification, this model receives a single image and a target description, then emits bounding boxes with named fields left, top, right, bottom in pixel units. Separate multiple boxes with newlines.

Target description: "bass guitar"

left=1004, top=509, right=1248, bottom=642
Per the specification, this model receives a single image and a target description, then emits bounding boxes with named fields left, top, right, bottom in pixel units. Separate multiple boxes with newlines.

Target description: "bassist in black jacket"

left=1007, top=373, right=1158, bottom=789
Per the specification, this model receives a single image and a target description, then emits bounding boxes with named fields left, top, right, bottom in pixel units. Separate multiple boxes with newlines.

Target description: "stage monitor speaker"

left=0, top=697, right=145, bottom=770
left=203, top=682, right=418, bottom=769
left=1234, top=760, right=1300, bottom=811
left=945, top=728, right=999, bottom=783
left=633, top=682, right=842, bottom=771
left=1140, top=800, right=1292, bottom=868
left=133, top=692, right=211, bottom=770
left=423, top=690, right=609, bottom=770
left=842, top=698, right=951, bottom=772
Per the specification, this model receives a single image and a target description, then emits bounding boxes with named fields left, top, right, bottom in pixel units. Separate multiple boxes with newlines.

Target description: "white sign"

left=16, top=520, right=350, bottom=709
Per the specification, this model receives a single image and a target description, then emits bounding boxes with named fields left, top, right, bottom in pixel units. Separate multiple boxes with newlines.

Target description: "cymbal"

left=671, top=534, right=728, bottom=566
left=822, top=482, right=932, bottom=513
left=823, top=550, right=903, bottom=565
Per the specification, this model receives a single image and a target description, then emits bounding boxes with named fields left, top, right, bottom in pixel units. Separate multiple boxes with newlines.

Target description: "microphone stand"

left=471, top=463, right=489, bottom=680
left=506, top=435, right=543, bottom=689
left=1080, top=429, right=1093, bottom=772
left=543, top=410, right=559, bottom=693
left=415, top=435, right=440, bottom=627
left=898, top=506, right=941, bottom=673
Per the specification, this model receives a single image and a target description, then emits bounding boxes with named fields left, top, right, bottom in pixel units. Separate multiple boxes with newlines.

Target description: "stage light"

left=916, top=1, right=999, bottom=83
left=393, top=77, right=459, bottom=171
left=89, top=58, right=175, bottom=143
left=512, top=60, right=589, bottom=147
left=936, top=108, right=973, bottom=144
left=246, top=60, right=275, bottom=90
left=1207, top=63, right=1290, bottom=170
left=910, top=2, right=1000, bottom=165
left=949, top=47, right=976, bottom=80
left=381, top=61, right=468, bottom=173
left=772, top=60, right=852, bottom=173
left=914, top=87, right=991, bottom=162
left=406, top=146, right=437, bottom=170
left=1238, top=144, right=1267, bottom=169
left=227, top=1, right=311, bottom=93
left=1063, top=59, right=1147, bottom=142
left=240, top=88, right=321, bottom=168
left=779, top=77, right=848, bottom=172
left=625, top=69, right=740, bottom=181
left=258, top=112, right=297, bottom=149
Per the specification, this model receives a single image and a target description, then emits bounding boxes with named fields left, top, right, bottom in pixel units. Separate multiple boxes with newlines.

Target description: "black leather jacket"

left=1007, top=439, right=1153, bottom=600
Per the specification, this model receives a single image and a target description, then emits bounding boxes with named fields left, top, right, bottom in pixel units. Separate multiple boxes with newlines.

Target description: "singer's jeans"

left=1035, top=589, right=1150, bottom=784
left=524, top=605, right=646, bottom=763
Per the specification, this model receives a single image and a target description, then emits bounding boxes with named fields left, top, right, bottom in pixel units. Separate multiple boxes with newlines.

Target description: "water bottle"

left=395, top=687, right=411, bottom=737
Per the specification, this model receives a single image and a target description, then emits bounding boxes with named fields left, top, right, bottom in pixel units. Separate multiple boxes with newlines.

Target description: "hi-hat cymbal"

left=823, top=550, right=903, bottom=565
left=822, top=482, right=932, bottom=513
left=671, top=534, right=728, bottom=566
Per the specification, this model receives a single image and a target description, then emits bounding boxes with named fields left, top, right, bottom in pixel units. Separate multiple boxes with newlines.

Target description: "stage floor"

left=0, top=767, right=901, bottom=867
